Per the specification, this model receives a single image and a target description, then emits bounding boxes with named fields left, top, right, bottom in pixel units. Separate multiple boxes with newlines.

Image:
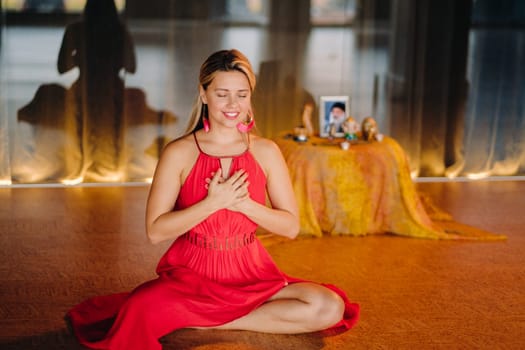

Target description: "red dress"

left=67, top=135, right=359, bottom=350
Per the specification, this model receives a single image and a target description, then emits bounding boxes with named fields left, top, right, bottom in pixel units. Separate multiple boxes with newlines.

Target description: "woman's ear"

left=199, top=86, right=207, bottom=104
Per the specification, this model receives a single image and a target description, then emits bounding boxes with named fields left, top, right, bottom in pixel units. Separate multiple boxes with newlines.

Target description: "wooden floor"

left=0, top=180, right=524, bottom=350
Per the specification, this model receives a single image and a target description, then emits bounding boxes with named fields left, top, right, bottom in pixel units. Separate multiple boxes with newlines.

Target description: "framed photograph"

left=319, top=96, right=350, bottom=137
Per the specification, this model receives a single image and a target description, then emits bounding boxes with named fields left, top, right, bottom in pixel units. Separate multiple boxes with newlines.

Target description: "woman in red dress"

left=67, top=49, right=359, bottom=350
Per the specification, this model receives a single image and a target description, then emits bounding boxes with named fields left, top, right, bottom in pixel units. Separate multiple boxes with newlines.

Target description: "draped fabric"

left=274, top=134, right=506, bottom=241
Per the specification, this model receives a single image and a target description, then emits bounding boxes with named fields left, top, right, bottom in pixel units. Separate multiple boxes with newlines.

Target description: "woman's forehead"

left=209, top=71, right=251, bottom=90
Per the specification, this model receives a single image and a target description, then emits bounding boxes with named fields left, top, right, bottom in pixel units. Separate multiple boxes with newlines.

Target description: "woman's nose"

left=227, top=95, right=239, bottom=106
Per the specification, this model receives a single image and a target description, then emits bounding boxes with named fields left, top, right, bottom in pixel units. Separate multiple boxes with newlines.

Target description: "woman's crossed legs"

left=210, top=282, right=345, bottom=334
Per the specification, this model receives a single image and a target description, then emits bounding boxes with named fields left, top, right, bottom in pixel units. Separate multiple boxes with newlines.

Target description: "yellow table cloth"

left=274, top=134, right=504, bottom=240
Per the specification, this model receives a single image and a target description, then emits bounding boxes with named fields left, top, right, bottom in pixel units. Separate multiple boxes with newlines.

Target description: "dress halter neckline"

left=193, top=132, right=250, bottom=159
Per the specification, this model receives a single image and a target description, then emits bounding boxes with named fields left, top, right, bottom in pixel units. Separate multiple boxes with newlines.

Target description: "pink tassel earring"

left=237, top=114, right=255, bottom=133
left=203, top=118, right=210, bottom=132
left=202, top=104, right=210, bottom=132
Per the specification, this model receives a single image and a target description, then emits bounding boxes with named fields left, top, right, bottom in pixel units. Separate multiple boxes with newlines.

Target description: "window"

left=310, top=0, right=356, bottom=25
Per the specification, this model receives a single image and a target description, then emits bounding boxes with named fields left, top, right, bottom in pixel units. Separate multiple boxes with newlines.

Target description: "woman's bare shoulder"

left=158, top=133, right=198, bottom=166
left=250, top=135, right=285, bottom=171
left=250, top=134, right=281, bottom=154
left=163, top=133, right=195, bottom=154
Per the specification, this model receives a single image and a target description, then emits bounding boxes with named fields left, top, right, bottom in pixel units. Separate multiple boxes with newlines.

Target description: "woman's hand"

left=205, top=168, right=250, bottom=211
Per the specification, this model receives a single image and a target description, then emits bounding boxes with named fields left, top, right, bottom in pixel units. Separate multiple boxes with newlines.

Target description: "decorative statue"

left=301, top=102, right=314, bottom=137
left=361, top=116, right=381, bottom=142
left=293, top=102, right=315, bottom=142
left=342, top=116, right=359, bottom=141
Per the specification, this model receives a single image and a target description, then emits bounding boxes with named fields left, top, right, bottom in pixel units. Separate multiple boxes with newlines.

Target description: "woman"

left=67, top=49, right=359, bottom=350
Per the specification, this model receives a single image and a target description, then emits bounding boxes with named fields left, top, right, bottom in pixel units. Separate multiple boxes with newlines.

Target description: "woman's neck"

left=196, top=129, right=250, bottom=155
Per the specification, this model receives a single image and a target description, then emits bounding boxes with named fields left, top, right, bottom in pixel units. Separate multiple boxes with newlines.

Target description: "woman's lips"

left=223, top=112, right=239, bottom=120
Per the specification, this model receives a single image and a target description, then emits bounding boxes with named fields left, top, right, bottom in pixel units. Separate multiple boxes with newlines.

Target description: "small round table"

left=274, top=134, right=448, bottom=238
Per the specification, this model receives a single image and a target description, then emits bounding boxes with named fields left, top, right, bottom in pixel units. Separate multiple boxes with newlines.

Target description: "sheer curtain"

left=0, top=0, right=524, bottom=185
left=448, top=27, right=525, bottom=178
left=386, top=0, right=524, bottom=178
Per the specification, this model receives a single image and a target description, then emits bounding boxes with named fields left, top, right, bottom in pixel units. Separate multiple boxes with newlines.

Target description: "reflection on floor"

left=0, top=180, right=524, bottom=349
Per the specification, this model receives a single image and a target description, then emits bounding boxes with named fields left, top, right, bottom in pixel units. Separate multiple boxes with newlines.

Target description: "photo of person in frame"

left=319, top=96, right=349, bottom=137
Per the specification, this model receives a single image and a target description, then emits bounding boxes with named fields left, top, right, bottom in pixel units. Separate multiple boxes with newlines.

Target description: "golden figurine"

left=361, top=116, right=381, bottom=142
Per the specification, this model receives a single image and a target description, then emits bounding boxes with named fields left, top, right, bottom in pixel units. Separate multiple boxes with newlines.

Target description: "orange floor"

left=0, top=180, right=524, bottom=349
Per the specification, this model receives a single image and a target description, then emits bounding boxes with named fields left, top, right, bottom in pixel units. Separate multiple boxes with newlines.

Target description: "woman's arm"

left=231, top=138, right=300, bottom=239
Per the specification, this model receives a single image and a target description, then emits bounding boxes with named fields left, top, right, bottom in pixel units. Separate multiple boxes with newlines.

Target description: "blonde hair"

left=185, top=49, right=257, bottom=134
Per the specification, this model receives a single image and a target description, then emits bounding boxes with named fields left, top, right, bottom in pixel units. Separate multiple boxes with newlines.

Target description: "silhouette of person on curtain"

left=57, top=0, right=136, bottom=181
left=18, top=0, right=178, bottom=183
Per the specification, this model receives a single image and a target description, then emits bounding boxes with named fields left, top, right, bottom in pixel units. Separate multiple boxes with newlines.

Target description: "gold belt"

left=184, top=231, right=256, bottom=250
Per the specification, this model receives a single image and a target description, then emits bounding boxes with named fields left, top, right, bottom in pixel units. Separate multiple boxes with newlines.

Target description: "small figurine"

left=301, top=102, right=314, bottom=137
left=361, top=116, right=383, bottom=142
left=342, top=116, right=359, bottom=141
left=293, top=126, right=308, bottom=142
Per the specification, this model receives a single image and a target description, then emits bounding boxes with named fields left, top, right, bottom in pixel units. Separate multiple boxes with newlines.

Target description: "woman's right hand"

left=205, top=168, right=250, bottom=211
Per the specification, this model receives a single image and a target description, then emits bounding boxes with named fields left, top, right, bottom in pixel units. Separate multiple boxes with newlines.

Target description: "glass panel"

left=225, top=0, right=269, bottom=24
left=310, top=0, right=356, bottom=25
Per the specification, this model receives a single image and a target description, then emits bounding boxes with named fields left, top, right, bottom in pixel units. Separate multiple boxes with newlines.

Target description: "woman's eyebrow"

left=214, top=88, right=250, bottom=92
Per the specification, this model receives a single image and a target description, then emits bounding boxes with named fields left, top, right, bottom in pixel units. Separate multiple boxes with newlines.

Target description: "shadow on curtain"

left=13, top=0, right=177, bottom=184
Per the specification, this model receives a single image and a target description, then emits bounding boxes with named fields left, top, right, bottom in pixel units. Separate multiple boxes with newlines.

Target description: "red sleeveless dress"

left=67, top=135, right=359, bottom=350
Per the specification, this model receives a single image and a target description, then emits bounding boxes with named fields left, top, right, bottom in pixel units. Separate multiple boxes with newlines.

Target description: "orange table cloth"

left=274, top=135, right=504, bottom=240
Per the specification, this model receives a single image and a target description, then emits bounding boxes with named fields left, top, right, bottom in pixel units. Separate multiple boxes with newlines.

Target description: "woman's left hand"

left=205, top=169, right=250, bottom=211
